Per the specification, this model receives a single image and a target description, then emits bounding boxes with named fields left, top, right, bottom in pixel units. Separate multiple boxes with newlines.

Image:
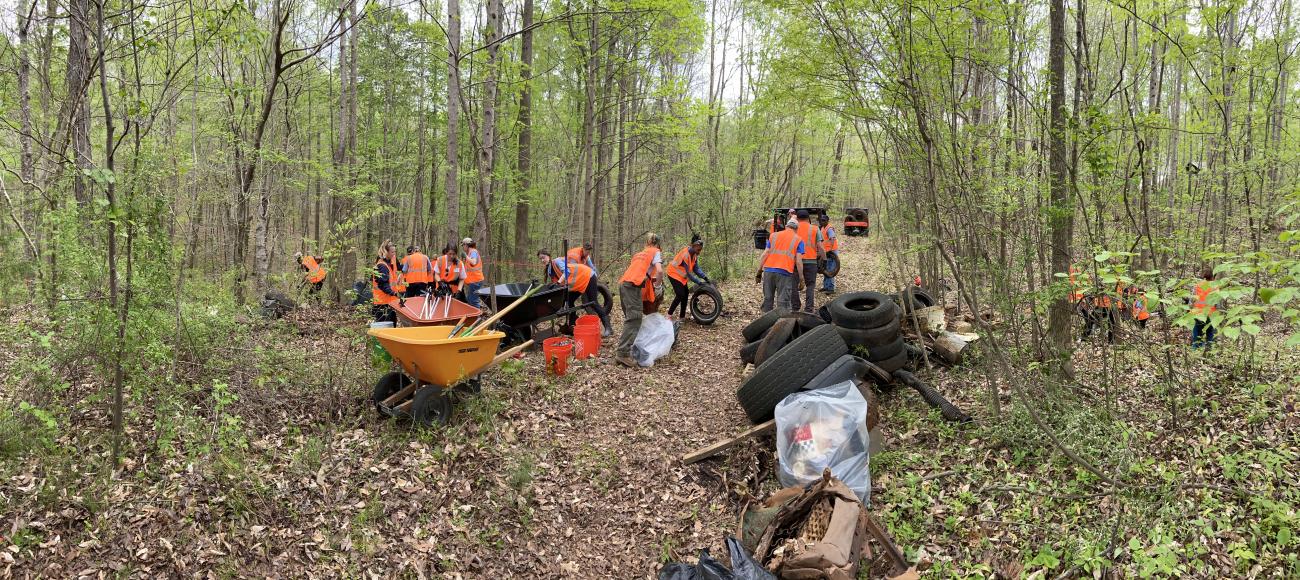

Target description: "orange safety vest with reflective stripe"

left=550, top=260, right=593, bottom=294
left=796, top=221, right=819, bottom=260
left=762, top=229, right=801, bottom=273
left=1068, top=267, right=1085, bottom=303
left=464, top=249, right=484, bottom=284
left=620, top=246, right=659, bottom=302
left=820, top=225, right=838, bottom=252
left=436, top=255, right=463, bottom=292
left=1131, top=294, right=1151, bottom=321
left=372, top=258, right=399, bottom=306
left=666, top=247, right=696, bottom=285
left=302, top=255, right=327, bottom=284
left=1192, top=282, right=1217, bottom=316
left=567, top=247, right=585, bottom=263
left=401, top=252, right=433, bottom=284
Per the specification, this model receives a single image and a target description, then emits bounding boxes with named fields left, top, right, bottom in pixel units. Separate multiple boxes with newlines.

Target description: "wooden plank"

left=681, top=419, right=775, bottom=465
left=381, top=383, right=419, bottom=408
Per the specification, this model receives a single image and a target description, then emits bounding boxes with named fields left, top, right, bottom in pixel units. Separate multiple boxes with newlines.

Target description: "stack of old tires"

left=825, top=291, right=908, bottom=374
left=738, top=310, right=827, bottom=367
left=735, top=311, right=851, bottom=422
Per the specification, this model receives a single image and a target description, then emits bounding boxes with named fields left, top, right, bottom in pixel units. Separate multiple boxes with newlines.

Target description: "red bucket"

left=573, top=324, right=601, bottom=360
left=575, top=314, right=601, bottom=330
left=543, top=337, right=574, bottom=376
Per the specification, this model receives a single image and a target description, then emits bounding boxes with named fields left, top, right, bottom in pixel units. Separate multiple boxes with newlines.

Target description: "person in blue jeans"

left=818, top=214, right=838, bottom=294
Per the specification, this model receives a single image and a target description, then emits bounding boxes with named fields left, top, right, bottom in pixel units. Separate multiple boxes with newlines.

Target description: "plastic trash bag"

left=775, top=381, right=871, bottom=502
left=633, top=313, right=677, bottom=367
left=657, top=537, right=775, bottom=580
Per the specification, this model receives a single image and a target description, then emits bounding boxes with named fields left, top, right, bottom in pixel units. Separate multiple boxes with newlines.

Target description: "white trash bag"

left=775, top=381, right=872, bottom=502
left=632, top=313, right=676, bottom=367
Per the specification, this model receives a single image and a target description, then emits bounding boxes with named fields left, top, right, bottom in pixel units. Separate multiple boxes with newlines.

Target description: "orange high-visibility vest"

left=302, top=255, right=327, bottom=284
left=620, top=246, right=659, bottom=302
left=567, top=247, right=585, bottom=264
left=550, top=260, right=593, bottom=294
left=401, top=252, right=433, bottom=284
left=1068, top=267, right=1085, bottom=303
left=820, top=225, right=838, bottom=252
left=1192, top=282, right=1217, bottom=315
left=666, top=247, right=697, bottom=285
left=464, top=249, right=484, bottom=284
left=436, top=255, right=462, bottom=292
left=796, top=221, right=819, bottom=260
left=1132, top=295, right=1151, bottom=321
left=762, top=229, right=801, bottom=273
left=371, top=258, right=399, bottom=306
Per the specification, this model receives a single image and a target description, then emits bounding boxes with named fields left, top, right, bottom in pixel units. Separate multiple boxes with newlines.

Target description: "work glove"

left=754, top=270, right=762, bottom=284
left=398, top=297, right=407, bottom=308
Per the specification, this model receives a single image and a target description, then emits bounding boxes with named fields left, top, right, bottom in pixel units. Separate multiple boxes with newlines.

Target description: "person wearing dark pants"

left=539, top=250, right=612, bottom=335
left=666, top=236, right=709, bottom=320
left=615, top=234, right=663, bottom=367
left=788, top=209, right=824, bottom=313
left=757, top=218, right=804, bottom=313
left=1190, top=268, right=1219, bottom=349
left=817, top=214, right=838, bottom=294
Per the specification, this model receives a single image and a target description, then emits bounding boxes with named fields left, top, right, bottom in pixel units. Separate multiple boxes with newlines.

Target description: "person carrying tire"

left=616, top=233, right=663, bottom=367
left=567, top=242, right=597, bottom=276
left=790, top=209, right=824, bottom=313
left=370, top=240, right=401, bottom=324
left=400, top=245, right=434, bottom=298
left=756, top=218, right=804, bottom=313
left=461, top=238, right=485, bottom=308
left=295, top=251, right=328, bottom=299
left=666, top=235, right=710, bottom=321
left=540, top=249, right=613, bottom=336
left=817, top=214, right=838, bottom=294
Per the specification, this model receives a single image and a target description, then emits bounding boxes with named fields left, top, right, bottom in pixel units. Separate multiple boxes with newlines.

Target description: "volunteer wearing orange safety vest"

left=817, top=214, right=838, bottom=294
left=295, top=252, right=328, bottom=298
left=434, top=245, right=466, bottom=299
left=756, top=217, right=805, bottom=313
left=790, top=210, right=825, bottom=313
left=666, top=236, right=710, bottom=320
left=461, top=238, right=485, bottom=308
left=1191, top=268, right=1219, bottom=349
left=566, top=242, right=597, bottom=277
left=1126, top=285, right=1151, bottom=328
left=370, top=240, right=401, bottom=323
left=540, top=249, right=612, bottom=335
left=615, top=233, right=663, bottom=367
left=400, top=245, right=434, bottom=298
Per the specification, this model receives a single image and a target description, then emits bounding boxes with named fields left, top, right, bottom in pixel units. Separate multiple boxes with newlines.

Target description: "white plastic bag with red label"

left=775, top=381, right=871, bottom=502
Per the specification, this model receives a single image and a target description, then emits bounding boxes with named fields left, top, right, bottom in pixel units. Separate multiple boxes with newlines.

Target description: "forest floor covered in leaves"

left=3, top=237, right=1298, bottom=578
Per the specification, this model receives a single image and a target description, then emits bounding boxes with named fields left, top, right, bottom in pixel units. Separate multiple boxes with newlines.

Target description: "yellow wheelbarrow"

left=367, top=325, right=531, bottom=426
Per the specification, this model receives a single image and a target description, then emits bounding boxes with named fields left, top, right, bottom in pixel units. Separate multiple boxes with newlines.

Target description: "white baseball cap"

left=461, top=237, right=474, bottom=245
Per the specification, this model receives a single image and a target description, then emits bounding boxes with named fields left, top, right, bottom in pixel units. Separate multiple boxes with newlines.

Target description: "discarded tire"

left=783, top=311, right=826, bottom=332
left=736, top=325, right=848, bottom=423
left=819, top=251, right=841, bottom=277
left=828, top=291, right=899, bottom=330
left=690, top=284, right=723, bottom=325
left=755, top=318, right=798, bottom=366
left=871, top=348, right=910, bottom=374
left=893, top=369, right=971, bottom=423
left=372, top=372, right=411, bottom=417
left=596, top=283, right=614, bottom=317
left=862, top=336, right=904, bottom=362
left=899, top=287, right=936, bottom=313
left=739, top=339, right=762, bottom=365
left=835, top=316, right=901, bottom=348
left=817, top=304, right=832, bottom=323
left=742, top=309, right=784, bottom=343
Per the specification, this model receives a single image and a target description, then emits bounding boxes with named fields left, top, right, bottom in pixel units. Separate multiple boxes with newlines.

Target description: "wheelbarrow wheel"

left=411, top=387, right=453, bottom=428
left=372, top=372, right=411, bottom=418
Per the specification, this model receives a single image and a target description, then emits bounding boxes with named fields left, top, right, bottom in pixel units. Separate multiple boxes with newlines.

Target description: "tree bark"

left=445, top=0, right=462, bottom=247
left=513, top=0, right=535, bottom=276
left=1045, top=0, right=1072, bottom=352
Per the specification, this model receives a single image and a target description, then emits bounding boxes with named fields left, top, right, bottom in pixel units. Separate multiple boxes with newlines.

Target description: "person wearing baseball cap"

left=790, top=209, right=825, bottom=313
left=461, top=238, right=485, bottom=308
left=755, top=217, right=805, bottom=313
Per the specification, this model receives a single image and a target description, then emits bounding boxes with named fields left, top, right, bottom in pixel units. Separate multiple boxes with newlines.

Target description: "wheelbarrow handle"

left=488, top=340, right=534, bottom=369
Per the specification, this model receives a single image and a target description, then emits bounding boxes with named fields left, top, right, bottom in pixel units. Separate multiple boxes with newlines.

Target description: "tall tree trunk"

left=445, top=0, right=462, bottom=247
left=68, top=0, right=93, bottom=206
left=513, top=0, right=535, bottom=276
left=473, top=0, right=503, bottom=273
left=1045, top=0, right=1072, bottom=352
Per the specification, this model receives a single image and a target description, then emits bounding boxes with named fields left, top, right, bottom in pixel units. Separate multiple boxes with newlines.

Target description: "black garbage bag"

left=657, top=537, right=774, bottom=580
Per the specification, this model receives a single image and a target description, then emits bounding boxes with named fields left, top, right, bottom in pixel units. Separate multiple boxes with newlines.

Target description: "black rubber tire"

left=828, top=291, right=899, bottom=330
left=820, top=251, right=841, bottom=277
left=596, top=283, right=614, bottom=317
left=872, top=348, right=909, bottom=374
left=900, top=287, right=936, bottom=313
left=372, top=372, right=411, bottom=417
left=835, top=316, right=901, bottom=348
left=843, top=214, right=855, bottom=225
left=783, top=311, right=826, bottom=332
left=739, top=339, right=763, bottom=365
left=754, top=318, right=798, bottom=366
left=742, top=309, right=784, bottom=343
left=736, top=325, right=849, bottom=423
left=863, top=336, right=905, bottom=362
left=817, top=304, right=832, bottom=323
left=801, top=355, right=880, bottom=430
left=690, top=285, right=723, bottom=325
left=852, top=209, right=867, bottom=221
left=411, top=387, right=453, bottom=428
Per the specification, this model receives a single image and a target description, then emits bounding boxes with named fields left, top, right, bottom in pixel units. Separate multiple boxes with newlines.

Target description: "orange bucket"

left=575, top=314, right=601, bottom=330
left=573, top=324, right=601, bottom=360
left=543, top=337, right=574, bottom=376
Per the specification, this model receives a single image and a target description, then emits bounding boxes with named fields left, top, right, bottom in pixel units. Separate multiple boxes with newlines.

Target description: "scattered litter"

left=633, top=313, right=678, bottom=367
left=657, top=536, right=774, bottom=580
left=775, top=381, right=871, bottom=501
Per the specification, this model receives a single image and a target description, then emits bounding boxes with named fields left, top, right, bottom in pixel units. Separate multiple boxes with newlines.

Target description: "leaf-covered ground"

left=2, top=237, right=1297, bottom=577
